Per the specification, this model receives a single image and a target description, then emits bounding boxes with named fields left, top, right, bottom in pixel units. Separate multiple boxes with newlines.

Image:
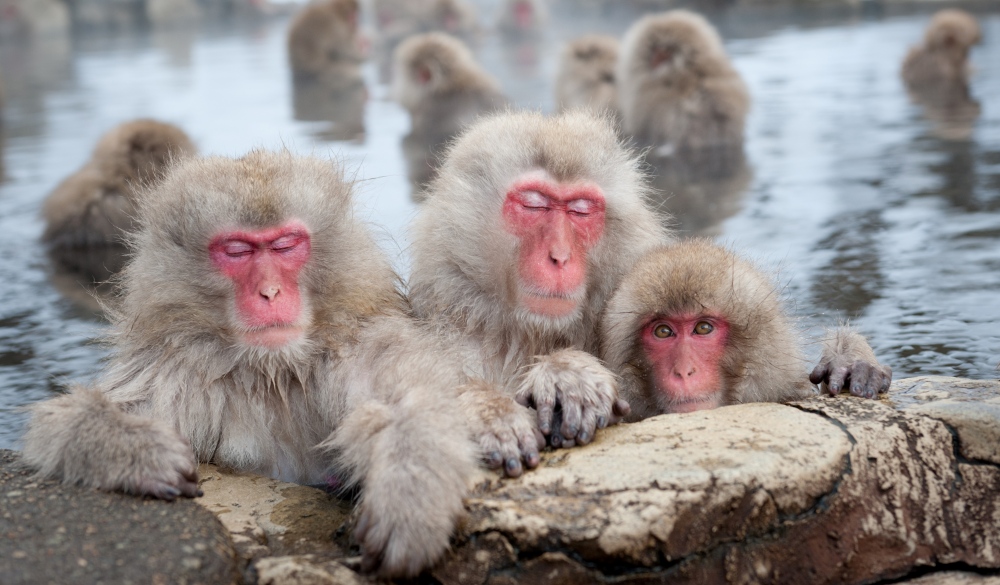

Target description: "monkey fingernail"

left=597, top=416, right=607, bottom=428
left=577, top=431, right=590, bottom=444
left=525, top=453, right=540, bottom=468
left=486, top=451, right=503, bottom=468
left=504, top=458, right=523, bottom=477
left=195, top=489, right=204, bottom=498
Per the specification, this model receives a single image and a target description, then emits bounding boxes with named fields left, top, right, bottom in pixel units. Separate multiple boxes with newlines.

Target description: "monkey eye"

left=222, top=241, right=255, bottom=257
left=653, top=324, right=673, bottom=338
left=694, top=321, right=714, bottom=335
left=520, top=190, right=549, bottom=209
left=567, top=199, right=596, bottom=216
left=271, top=234, right=304, bottom=252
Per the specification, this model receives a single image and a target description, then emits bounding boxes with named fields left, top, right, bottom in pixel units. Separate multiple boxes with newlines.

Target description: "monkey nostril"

left=260, top=285, right=281, bottom=301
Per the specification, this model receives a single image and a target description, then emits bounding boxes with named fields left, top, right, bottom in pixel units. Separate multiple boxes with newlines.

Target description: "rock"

left=888, top=376, right=1000, bottom=464
left=188, top=377, right=1000, bottom=585
left=433, top=380, right=1000, bottom=585
left=0, top=449, right=239, bottom=585
left=196, top=464, right=354, bottom=564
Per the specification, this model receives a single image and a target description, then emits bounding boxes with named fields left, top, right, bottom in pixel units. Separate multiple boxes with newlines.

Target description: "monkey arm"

left=22, top=387, right=201, bottom=500
left=515, top=348, right=630, bottom=448
left=809, top=327, right=893, bottom=399
left=319, top=315, right=477, bottom=578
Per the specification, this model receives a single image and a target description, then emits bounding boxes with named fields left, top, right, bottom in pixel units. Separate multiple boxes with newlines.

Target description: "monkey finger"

left=826, top=365, right=850, bottom=395
left=354, top=511, right=371, bottom=544
left=612, top=398, right=631, bottom=418
left=559, top=398, right=583, bottom=441
left=138, top=479, right=181, bottom=501
left=809, top=362, right=831, bottom=386
left=577, top=409, right=599, bottom=445
left=879, top=366, right=893, bottom=393
left=533, top=428, right=546, bottom=449
left=178, top=478, right=203, bottom=498
left=484, top=450, right=504, bottom=469
left=848, top=363, right=873, bottom=398
left=534, top=396, right=556, bottom=435
left=517, top=432, right=541, bottom=469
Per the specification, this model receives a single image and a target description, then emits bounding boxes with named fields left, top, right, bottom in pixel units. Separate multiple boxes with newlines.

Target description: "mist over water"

left=0, top=0, right=998, bottom=448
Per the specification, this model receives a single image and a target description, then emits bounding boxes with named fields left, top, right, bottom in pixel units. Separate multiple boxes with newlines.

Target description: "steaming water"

left=0, top=1, right=997, bottom=448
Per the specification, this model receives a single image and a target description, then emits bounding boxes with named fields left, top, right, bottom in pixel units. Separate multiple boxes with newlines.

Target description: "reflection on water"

left=0, top=1, right=999, bottom=448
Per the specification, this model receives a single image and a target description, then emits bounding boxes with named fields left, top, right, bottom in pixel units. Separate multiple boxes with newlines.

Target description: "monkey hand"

left=22, top=389, right=202, bottom=501
left=810, top=328, right=893, bottom=399
left=515, top=349, right=629, bottom=449
left=459, top=380, right=545, bottom=478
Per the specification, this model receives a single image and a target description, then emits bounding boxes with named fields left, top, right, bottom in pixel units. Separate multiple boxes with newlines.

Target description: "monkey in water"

left=617, top=10, right=749, bottom=154
left=554, top=35, right=620, bottom=118
left=393, top=32, right=507, bottom=138
left=24, top=150, right=477, bottom=578
left=409, top=110, right=670, bottom=475
left=601, top=240, right=893, bottom=420
left=42, top=119, right=196, bottom=277
left=902, top=9, right=981, bottom=91
left=288, top=0, right=366, bottom=81
left=497, top=0, right=546, bottom=38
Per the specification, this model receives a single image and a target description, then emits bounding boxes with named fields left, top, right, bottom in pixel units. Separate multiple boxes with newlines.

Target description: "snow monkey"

left=554, top=34, right=620, bottom=118
left=409, top=110, right=670, bottom=476
left=24, top=150, right=478, bottom=578
left=42, top=119, right=197, bottom=276
left=617, top=10, right=749, bottom=153
left=601, top=240, right=893, bottom=420
left=902, top=9, right=981, bottom=91
left=392, top=32, right=507, bottom=138
left=287, top=0, right=366, bottom=80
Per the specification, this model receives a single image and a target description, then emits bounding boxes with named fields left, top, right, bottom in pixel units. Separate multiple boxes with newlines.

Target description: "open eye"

left=694, top=321, right=714, bottom=335
left=567, top=199, right=596, bottom=216
left=222, top=241, right=254, bottom=257
left=271, top=234, right=303, bottom=252
left=653, top=324, right=673, bottom=338
left=520, top=190, right=549, bottom=209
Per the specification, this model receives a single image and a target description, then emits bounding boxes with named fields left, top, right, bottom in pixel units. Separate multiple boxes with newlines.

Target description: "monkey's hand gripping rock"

left=809, top=328, right=893, bottom=399
left=459, top=379, right=545, bottom=478
left=22, top=388, right=201, bottom=500
left=515, top=348, right=630, bottom=449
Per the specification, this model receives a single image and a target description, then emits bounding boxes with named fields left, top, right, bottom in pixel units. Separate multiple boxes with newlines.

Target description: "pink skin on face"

left=514, top=1, right=533, bottom=28
left=209, top=222, right=311, bottom=349
left=641, top=314, right=730, bottom=413
left=502, top=177, right=606, bottom=317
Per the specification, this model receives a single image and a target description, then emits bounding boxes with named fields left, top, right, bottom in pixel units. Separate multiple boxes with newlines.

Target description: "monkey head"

left=925, top=9, right=981, bottom=57
left=602, top=240, right=804, bottom=415
left=330, top=0, right=359, bottom=31
left=621, top=10, right=731, bottom=84
left=91, top=119, right=197, bottom=197
left=391, top=32, right=480, bottom=108
left=411, top=110, right=664, bottom=333
left=566, top=35, right=618, bottom=86
left=123, top=150, right=398, bottom=360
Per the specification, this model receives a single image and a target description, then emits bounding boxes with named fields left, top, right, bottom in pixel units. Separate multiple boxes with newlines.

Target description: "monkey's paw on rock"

left=0, top=450, right=239, bottom=585
left=188, top=376, right=1000, bottom=585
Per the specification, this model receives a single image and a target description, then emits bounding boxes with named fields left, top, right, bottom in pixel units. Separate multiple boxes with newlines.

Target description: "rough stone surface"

left=889, top=376, right=1000, bottom=464
left=196, top=464, right=354, bottom=565
left=188, top=377, right=1000, bottom=585
left=0, top=449, right=239, bottom=585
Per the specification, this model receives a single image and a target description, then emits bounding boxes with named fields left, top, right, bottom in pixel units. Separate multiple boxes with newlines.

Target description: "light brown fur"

left=24, top=150, right=477, bottom=578
left=409, top=110, right=670, bottom=467
left=617, top=10, right=749, bottom=151
left=288, top=0, right=364, bottom=79
left=601, top=240, right=891, bottom=420
left=41, top=119, right=196, bottom=251
left=555, top=35, right=620, bottom=118
left=392, top=32, right=507, bottom=137
left=902, top=9, right=981, bottom=90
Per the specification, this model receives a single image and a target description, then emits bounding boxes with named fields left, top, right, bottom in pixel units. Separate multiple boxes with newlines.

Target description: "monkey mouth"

left=519, top=286, right=585, bottom=318
left=663, top=393, right=722, bottom=414
left=242, top=324, right=304, bottom=349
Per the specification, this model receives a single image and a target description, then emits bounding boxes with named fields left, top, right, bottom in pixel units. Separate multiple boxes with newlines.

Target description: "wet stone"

left=0, top=449, right=239, bottom=585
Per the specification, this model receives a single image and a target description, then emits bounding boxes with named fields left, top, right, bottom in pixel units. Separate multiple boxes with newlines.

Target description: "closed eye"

left=567, top=199, right=596, bottom=215
left=271, top=234, right=304, bottom=252
left=222, top=241, right=254, bottom=257
left=520, top=190, right=549, bottom=209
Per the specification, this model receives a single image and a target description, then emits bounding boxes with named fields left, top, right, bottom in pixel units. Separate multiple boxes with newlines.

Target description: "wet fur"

left=288, top=0, right=364, bottom=80
left=555, top=35, right=620, bottom=118
left=617, top=10, right=749, bottom=151
left=41, top=119, right=196, bottom=250
left=25, top=150, right=476, bottom=578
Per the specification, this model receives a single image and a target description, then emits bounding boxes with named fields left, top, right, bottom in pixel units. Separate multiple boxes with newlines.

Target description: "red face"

left=502, top=174, right=606, bottom=318
left=514, top=1, right=534, bottom=28
left=641, top=313, right=730, bottom=413
left=209, top=222, right=311, bottom=349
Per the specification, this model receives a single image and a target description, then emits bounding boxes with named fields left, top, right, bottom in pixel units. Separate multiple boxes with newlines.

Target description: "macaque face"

left=513, top=0, right=534, bottom=28
left=641, top=312, right=730, bottom=413
left=648, top=41, right=683, bottom=73
left=209, top=221, right=312, bottom=349
left=502, top=172, right=606, bottom=318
